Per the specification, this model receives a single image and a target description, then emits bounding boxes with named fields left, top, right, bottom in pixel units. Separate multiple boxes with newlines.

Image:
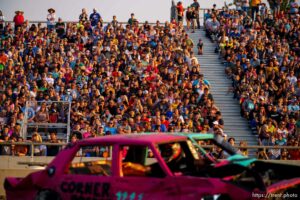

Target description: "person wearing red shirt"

left=161, top=115, right=170, bottom=129
left=289, top=140, right=300, bottom=160
left=145, top=71, right=157, bottom=82
left=176, top=1, right=185, bottom=23
left=146, top=60, right=159, bottom=74
left=0, top=49, right=8, bottom=66
left=13, top=10, right=24, bottom=31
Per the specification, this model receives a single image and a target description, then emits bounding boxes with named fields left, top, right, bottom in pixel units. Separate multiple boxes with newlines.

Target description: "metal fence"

left=22, top=101, right=71, bottom=143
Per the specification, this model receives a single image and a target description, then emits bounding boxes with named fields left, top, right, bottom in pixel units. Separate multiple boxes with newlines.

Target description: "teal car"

left=140, top=133, right=300, bottom=194
left=175, top=133, right=300, bottom=195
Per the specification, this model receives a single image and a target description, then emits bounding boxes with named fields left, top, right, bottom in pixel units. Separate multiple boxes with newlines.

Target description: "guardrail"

left=0, top=141, right=299, bottom=159
left=22, top=100, right=71, bottom=142
left=0, top=142, right=66, bottom=158
left=3, top=21, right=162, bottom=26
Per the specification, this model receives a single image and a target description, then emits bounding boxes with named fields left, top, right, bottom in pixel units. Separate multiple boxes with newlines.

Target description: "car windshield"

left=156, top=141, right=199, bottom=176
left=67, top=145, right=113, bottom=176
left=193, top=137, right=238, bottom=160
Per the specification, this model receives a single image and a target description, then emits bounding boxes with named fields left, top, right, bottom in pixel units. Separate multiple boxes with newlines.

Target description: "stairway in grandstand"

left=189, top=29, right=258, bottom=157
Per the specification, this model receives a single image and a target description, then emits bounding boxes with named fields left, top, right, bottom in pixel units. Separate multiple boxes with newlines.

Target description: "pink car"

left=4, top=134, right=300, bottom=200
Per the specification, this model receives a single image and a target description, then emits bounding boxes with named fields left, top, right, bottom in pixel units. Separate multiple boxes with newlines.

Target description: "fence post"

left=21, top=101, right=29, bottom=139
left=66, top=101, right=71, bottom=143
left=30, top=143, right=34, bottom=161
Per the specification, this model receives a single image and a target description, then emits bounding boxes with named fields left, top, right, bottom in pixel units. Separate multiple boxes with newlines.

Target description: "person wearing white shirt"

left=47, top=8, right=56, bottom=30
left=46, top=73, right=54, bottom=86
left=287, top=71, right=297, bottom=85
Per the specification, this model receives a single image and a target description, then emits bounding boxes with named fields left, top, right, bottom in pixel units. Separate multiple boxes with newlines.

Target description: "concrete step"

left=223, top=121, right=249, bottom=125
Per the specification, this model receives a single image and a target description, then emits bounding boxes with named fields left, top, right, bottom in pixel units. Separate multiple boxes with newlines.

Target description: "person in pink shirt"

left=82, top=125, right=92, bottom=138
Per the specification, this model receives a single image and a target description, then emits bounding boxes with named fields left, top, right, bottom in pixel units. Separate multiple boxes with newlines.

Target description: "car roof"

left=77, top=134, right=187, bottom=146
left=188, top=133, right=214, bottom=140
left=173, top=133, right=215, bottom=140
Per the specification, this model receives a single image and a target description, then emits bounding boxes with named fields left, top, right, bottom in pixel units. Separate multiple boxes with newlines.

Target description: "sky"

left=0, top=0, right=232, bottom=23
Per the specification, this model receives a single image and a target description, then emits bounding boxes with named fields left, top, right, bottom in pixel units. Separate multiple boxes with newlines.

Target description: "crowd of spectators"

left=0, top=6, right=226, bottom=156
left=1, top=1, right=299, bottom=160
left=204, top=1, right=300, bottom=160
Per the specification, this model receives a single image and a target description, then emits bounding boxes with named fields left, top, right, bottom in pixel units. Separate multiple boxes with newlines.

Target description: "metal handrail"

left=3, top=7, right=212, bottom=26
left=22, top=100, right=71, bottom=143
left=27, top=123, right=68, bottom=127
left=0, top=141, right=299, bottom=161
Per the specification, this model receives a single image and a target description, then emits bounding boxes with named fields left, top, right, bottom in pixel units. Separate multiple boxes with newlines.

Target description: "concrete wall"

left=0, top=156, right=54, bottom=169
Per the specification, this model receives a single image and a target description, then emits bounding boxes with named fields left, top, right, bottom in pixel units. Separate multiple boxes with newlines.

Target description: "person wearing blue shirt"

left=229, top=28, right=241, bottom=39
left=21, top=106, right=35, bottom=122
left=61, top=89, right=73, bottom=102
left=288, top=100, right=300, bottom=113
left=32, top=45, right=39, bottom=56
left=204, top=9, right=212, bottom=21
left=203, top=79, right=210, bottom=87
left=152, top=119, right=167, bottom=132
left=250, top=53, right=260, bottom=68
left=90, top=8, right=102, bottom=27
left=104, top=121, right=117, bottom=135
left=166, top=107, right=174, bottom=119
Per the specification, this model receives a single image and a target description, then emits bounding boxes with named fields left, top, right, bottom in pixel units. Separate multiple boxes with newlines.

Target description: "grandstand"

left=0, top=0, right=299, bottom=161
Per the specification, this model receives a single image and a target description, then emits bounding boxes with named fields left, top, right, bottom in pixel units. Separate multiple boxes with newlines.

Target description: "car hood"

left=4, top=170, right=46, bottom=191
left=203, top=159, right=300, bottom=194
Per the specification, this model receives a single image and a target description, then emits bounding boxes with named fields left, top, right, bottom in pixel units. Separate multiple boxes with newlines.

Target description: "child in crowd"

left=197, top=38, right=203, bottom=55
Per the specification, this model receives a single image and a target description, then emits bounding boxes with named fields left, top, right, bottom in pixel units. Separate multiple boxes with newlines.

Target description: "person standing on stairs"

left=185, top=7, right=193, bottom=31
left=176, top=1, right=185, bottom=25
left=190, top=0, right=200, bottom=29
left=190, top=7, right=197, bottom=33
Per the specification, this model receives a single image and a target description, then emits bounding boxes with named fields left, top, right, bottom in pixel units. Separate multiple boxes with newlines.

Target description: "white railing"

left=22, top=101, right=71, bottom=143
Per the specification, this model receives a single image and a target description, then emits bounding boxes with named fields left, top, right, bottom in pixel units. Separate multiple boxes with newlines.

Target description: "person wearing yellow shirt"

left=251, top=0, right=261, bottom=19
left=171, top=98, right=181, bottom=110
left=77, top=21, right=84, bottom=31
left=265, top=58, right=279, bottom=79
left=226, top=39, right=234, bottom=49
